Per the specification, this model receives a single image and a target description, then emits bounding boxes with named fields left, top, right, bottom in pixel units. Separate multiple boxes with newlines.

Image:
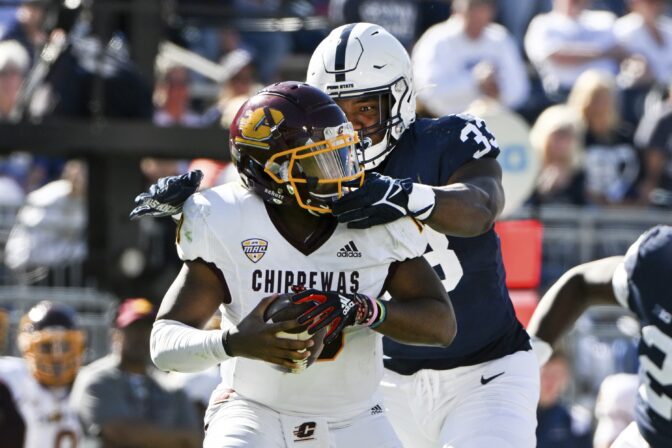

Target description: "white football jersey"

left=177, top=183, right=426, bottom=417
left=0, top=357, right=81, bottom=448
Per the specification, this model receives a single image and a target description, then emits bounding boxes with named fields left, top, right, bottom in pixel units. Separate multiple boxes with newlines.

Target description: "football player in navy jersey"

left=304, top=22, right=539, bottom=448
left=528, top=225, right=672, bottom=448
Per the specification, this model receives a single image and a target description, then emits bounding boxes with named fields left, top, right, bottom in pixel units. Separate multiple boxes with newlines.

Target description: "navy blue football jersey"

left=379, top=114, right=530, bottom=374
left=612, top=225, right=672, bottom=448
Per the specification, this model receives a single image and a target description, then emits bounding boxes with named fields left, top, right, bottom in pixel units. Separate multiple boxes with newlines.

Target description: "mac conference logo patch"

left=241, top=238, right=268, bottom=263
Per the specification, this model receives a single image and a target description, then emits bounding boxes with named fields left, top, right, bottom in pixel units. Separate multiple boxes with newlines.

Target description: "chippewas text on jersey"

left=252, top=269, right=359, bottom=294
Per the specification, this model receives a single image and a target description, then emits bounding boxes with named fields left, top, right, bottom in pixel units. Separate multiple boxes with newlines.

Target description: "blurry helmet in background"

left=17, top=301, right=85, bottom=388
left=307, top=23, right=416, bottom=170
left=230, top=81, right=364, bottom=214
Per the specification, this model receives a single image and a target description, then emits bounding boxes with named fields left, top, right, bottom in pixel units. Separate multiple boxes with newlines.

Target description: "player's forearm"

left=376, top=298, right=456, bottom=347
left=526, top=268, right=590, bottom=345
left=528, top=257, right=622, bottom=345
left=150, top=319, right=229, bottom=372
left=425, top=182, right=501, bottom=237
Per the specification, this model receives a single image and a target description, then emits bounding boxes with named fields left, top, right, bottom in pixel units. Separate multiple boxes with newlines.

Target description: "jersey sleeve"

left=384, top=217, right=427, bottom=261
left=435, top=114, right=501, bottom=185
left=176, top=193, right=216, bottom=264
left=452, top=114, right=501, bottom=161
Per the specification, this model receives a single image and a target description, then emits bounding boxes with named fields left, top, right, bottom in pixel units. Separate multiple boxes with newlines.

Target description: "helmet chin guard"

left=307, top=23, right=416, bottom=170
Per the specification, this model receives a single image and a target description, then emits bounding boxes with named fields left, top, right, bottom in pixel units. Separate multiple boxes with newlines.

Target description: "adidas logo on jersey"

left=337, top=241, right=361, bottom=258
left=370, top=404, right=383, bottom=415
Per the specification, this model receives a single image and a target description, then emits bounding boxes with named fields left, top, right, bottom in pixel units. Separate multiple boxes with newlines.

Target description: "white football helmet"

left=307, top=23, right=416, bottom=170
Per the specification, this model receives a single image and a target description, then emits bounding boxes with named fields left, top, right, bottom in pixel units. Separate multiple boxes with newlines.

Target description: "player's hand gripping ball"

left=263, top=293, right=327, bottom=373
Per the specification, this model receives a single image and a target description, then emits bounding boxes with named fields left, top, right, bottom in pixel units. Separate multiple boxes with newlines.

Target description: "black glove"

left=129, top=170, right=203, bottom=220
left=292, top=289, right=385, bottom=344
left=331, top=172, right=435, bottom=229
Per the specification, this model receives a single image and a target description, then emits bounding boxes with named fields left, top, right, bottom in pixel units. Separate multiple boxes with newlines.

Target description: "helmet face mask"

left=18, top=301, right=85, bottom=388
left=230, top=82, right=364, bottom=214
left=307, top=23, right=416, bottom=170
left=19, top=328, right=85, bottom=388
left=263, top=121, right=363, bottom=213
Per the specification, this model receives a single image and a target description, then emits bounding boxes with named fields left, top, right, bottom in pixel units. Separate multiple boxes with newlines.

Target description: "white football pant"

left=380, top=349, right=540, bottom=448
left=203, top=394, right=402, bottom=448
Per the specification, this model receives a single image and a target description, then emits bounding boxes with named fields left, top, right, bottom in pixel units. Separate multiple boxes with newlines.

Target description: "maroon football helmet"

left=229, top=82, right=363, bottom=214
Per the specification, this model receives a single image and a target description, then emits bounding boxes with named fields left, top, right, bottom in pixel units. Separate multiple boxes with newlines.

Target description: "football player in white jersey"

left=0, top=301, right=85, bottom=448
left=149, top=81, right=457, bottom=448
left=528, top=225, right=672, bottom=448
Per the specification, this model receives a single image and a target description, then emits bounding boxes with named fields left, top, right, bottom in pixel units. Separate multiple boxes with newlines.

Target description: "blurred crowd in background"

left=0, top=0, right=671, bottom=447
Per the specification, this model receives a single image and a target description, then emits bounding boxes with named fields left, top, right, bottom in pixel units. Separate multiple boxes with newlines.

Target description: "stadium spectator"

left=567, top=70, right=640, bottom=205
left=153, top=63, right=201, bottom=127
left=525, top=0, right=627, bottom=100
left=0, top=40, right=28, bottom=121
left=593, top=373, right=639, bottom=448
left=4, top=160, right=87, bottom=274
left=70, top=298, right=201, bottom=448
left=614, top=0, right=672, bottom=87
left=0, top=0, right=48, bottom=64
left=613, top=0, right=672, bottom=127
left=536, top=351, right=592, bottom=448
left=528, top=104, right=587, bottom=205
left=0, top=301, right=86, bottom=448
left=413, top=0, right=529, bottom=116
left=634, top=83, right=672, bottom=206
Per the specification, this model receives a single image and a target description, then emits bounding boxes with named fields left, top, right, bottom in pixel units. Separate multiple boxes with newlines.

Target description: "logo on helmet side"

left=235, top=107, right=285, bottom=149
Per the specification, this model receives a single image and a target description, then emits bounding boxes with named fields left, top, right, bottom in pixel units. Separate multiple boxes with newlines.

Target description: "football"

left=263, top=293, right=327, bottom=373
